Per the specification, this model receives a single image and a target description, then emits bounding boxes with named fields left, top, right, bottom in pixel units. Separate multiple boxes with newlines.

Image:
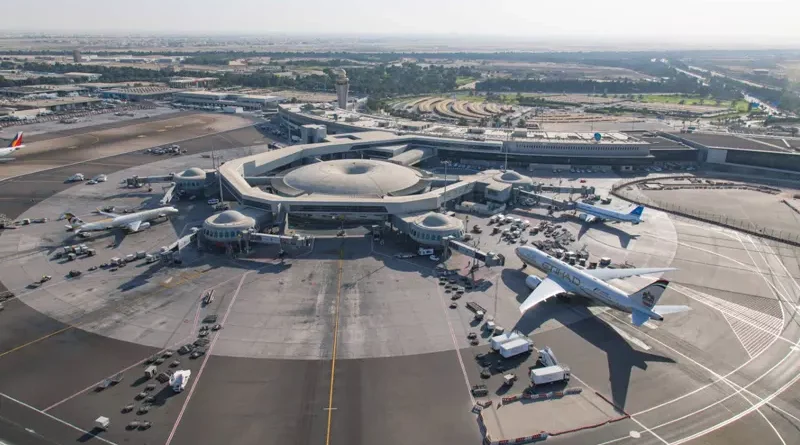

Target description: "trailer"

left=490, top=331, right=524, bottom=350
left=499, top=337, right=534, bottom=359
left=530, top=365, right=570, bottom=386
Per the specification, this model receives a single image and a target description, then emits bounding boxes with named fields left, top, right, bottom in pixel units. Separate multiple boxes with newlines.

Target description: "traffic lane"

left=166, top=356, right=332, bottom=445
left=330, top=352, right=480, bottom=445
left=0, top=126, right=271, bottom=220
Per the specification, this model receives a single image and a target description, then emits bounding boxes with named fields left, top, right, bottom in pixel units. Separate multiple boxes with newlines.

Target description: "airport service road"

left=0, top=112, right=257, bottom=181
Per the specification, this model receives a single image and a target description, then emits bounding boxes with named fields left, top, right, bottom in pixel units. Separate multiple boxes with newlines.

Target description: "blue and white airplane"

left=576, top=202, right=644, bottom=224
left=515, top=246, right=689, bottom=326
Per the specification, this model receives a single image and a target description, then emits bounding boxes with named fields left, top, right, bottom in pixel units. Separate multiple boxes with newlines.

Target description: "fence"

left=610, top=177, right=800, bottom=247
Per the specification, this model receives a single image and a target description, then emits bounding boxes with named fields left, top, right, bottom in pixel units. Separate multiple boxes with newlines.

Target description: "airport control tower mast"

left=334, top=69, right=349, bottom=110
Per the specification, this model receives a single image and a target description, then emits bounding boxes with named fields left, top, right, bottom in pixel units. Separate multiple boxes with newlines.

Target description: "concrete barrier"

left=502, top=387, right=582, bottom=405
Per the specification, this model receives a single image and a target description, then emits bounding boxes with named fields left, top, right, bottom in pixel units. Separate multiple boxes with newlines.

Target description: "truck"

left=530, top=365, right=570, bottom=386
left=169, top=369, right=191, bottom=393
left=146, top=254, right=158, bottom=264
left=499, top=337, right=534, bottom=359
left=490, top=331, right=525, bottom=351
left=418, top=247, right=434, bottom=256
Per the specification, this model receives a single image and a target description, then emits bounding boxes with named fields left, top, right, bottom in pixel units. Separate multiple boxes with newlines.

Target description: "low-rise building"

left=173, top=91, right=281, bottom=111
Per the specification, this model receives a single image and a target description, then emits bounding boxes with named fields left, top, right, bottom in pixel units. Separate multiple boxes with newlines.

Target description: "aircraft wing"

left=125, top=220, right=142, bottom=232
left=585, top=267, right=676, bottom=281
left=519, top=277, right=567, bottom=313
left=96, top=209, right=121, bottom=218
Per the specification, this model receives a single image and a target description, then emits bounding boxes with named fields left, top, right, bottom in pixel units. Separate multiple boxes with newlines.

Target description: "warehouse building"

left=101, top=86, right=184, bottom=101
left=174, top=91, right=281, bottom=111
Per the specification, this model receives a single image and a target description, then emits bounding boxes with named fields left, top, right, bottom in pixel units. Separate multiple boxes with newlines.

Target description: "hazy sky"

left=4, top=0, right=800, bottom=47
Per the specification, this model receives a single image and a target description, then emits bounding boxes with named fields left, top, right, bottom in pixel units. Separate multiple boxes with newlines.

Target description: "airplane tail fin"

left=9, top=132, right=23, bottom=148
left=61, top=212, right=84, bottom=228
left=629, top=205, right=644, bottom=217
left=629, top=279, right=669, bottom=310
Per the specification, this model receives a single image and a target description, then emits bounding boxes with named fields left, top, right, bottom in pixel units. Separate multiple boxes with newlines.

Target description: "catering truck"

left=169, top=370, right=191, bottom=393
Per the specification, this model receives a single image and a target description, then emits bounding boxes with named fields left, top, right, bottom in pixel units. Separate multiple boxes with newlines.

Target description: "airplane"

left=515, top=245, right=689, bottom=326
left=61, top=206, right=179, bottom=234
left=0, top=132, right=25, bottom=162
left=576, top=202, right=644, bottom=224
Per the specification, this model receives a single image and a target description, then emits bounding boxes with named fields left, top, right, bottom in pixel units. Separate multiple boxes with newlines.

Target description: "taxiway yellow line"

left=0, top=324, right=75, bottom=359
left=325, top=248, right=344, bottom=445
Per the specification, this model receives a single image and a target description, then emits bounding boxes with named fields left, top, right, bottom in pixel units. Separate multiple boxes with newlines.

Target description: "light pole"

left=442, top=160, right=451, bottom=211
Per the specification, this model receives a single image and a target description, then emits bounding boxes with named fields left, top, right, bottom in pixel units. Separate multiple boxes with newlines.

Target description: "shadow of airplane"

left=576, top=220, right=639, bottom=249
left=512, top=301, right=674, bottom=410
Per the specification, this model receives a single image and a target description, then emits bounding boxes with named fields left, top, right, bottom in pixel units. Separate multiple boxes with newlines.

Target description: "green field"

left=453, top=92, right=486, bottom=103
left=638, top=94, right=748, bottom=111
left=456, top=76, right=476, bottom=87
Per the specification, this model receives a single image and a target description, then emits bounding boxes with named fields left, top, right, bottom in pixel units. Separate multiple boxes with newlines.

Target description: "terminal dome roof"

left=177, top=167, right=206, bottom=178
left=411, top=212, right=463, bottom=232
left=282, top=159, right=423, bottom=197
left=493, top=170, right=532, bottom=185
left=203, top=210, right=255, bottom=229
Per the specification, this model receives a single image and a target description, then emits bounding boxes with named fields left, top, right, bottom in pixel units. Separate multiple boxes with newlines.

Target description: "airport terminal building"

left=278, top=104, right=698, bottom=168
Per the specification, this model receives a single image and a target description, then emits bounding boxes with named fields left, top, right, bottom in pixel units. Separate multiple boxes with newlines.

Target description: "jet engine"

left=525, top=275, right=542, bottom=289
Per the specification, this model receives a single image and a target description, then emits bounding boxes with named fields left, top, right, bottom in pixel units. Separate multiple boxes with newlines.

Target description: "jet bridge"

left=124, top=173, right=175, bottom=188
left=516, top=190, right=575, bottom=210
left=442, top=236, right=505, bottom=267
left=159, top=182, right=176, bottom=206
left=159, top=228, right=200, bottom=261
left=243, top=230, right=313, bottom=247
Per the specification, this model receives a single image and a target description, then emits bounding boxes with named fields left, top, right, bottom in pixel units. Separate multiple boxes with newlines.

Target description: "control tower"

left=333, top=69, right=349, bottom=109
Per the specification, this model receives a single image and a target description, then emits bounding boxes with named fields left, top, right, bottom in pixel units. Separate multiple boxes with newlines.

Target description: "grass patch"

left=637, top=94, right=746, bottom=110
left=454, top=93, right=485, bottom=103
left=456, top=76, right=476, bottom=87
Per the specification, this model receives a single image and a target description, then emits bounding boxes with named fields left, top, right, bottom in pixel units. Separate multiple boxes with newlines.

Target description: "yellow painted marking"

left=325, top=248, right=344, bottom=445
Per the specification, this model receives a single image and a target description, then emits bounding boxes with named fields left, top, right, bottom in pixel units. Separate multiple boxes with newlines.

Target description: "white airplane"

left=61, top=206, right=179, bottom=234
left=576, top=202, right=644, bottom=224
left=515, top=246, right=689, bottom=326
left=0, top=132, right=25, bottom=162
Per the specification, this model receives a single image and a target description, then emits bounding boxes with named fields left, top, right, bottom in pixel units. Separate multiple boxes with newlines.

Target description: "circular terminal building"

left=493, top=170, right=533, bottom=187
left=407, top=212, right=464, bottom=246
left=174, top=167, right=207, bottom=191
left=202, top=210, right=256, bottom=244
left=273, top=159, right=429, bottom=198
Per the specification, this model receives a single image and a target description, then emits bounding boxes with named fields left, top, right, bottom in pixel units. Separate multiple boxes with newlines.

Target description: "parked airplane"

left=515, top=246, right=689, bottom=326
left=61, top=206, right=179, bottom=234
left=576, top=202, right=644, bottom=224
left=0, top=132, right=25, bottom=162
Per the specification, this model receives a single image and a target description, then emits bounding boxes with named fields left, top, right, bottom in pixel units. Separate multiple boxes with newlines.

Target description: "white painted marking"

left=164, top=272, right=251, bottom=445
left=629, top=430, right=641, bottom=438
left=0, top=392, right=118, bottom=445
left=163, top=277, right=173, bottom=284
left=643, top=321, right=658, bottom=329
left=610, top=324, right=651, bottom=350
